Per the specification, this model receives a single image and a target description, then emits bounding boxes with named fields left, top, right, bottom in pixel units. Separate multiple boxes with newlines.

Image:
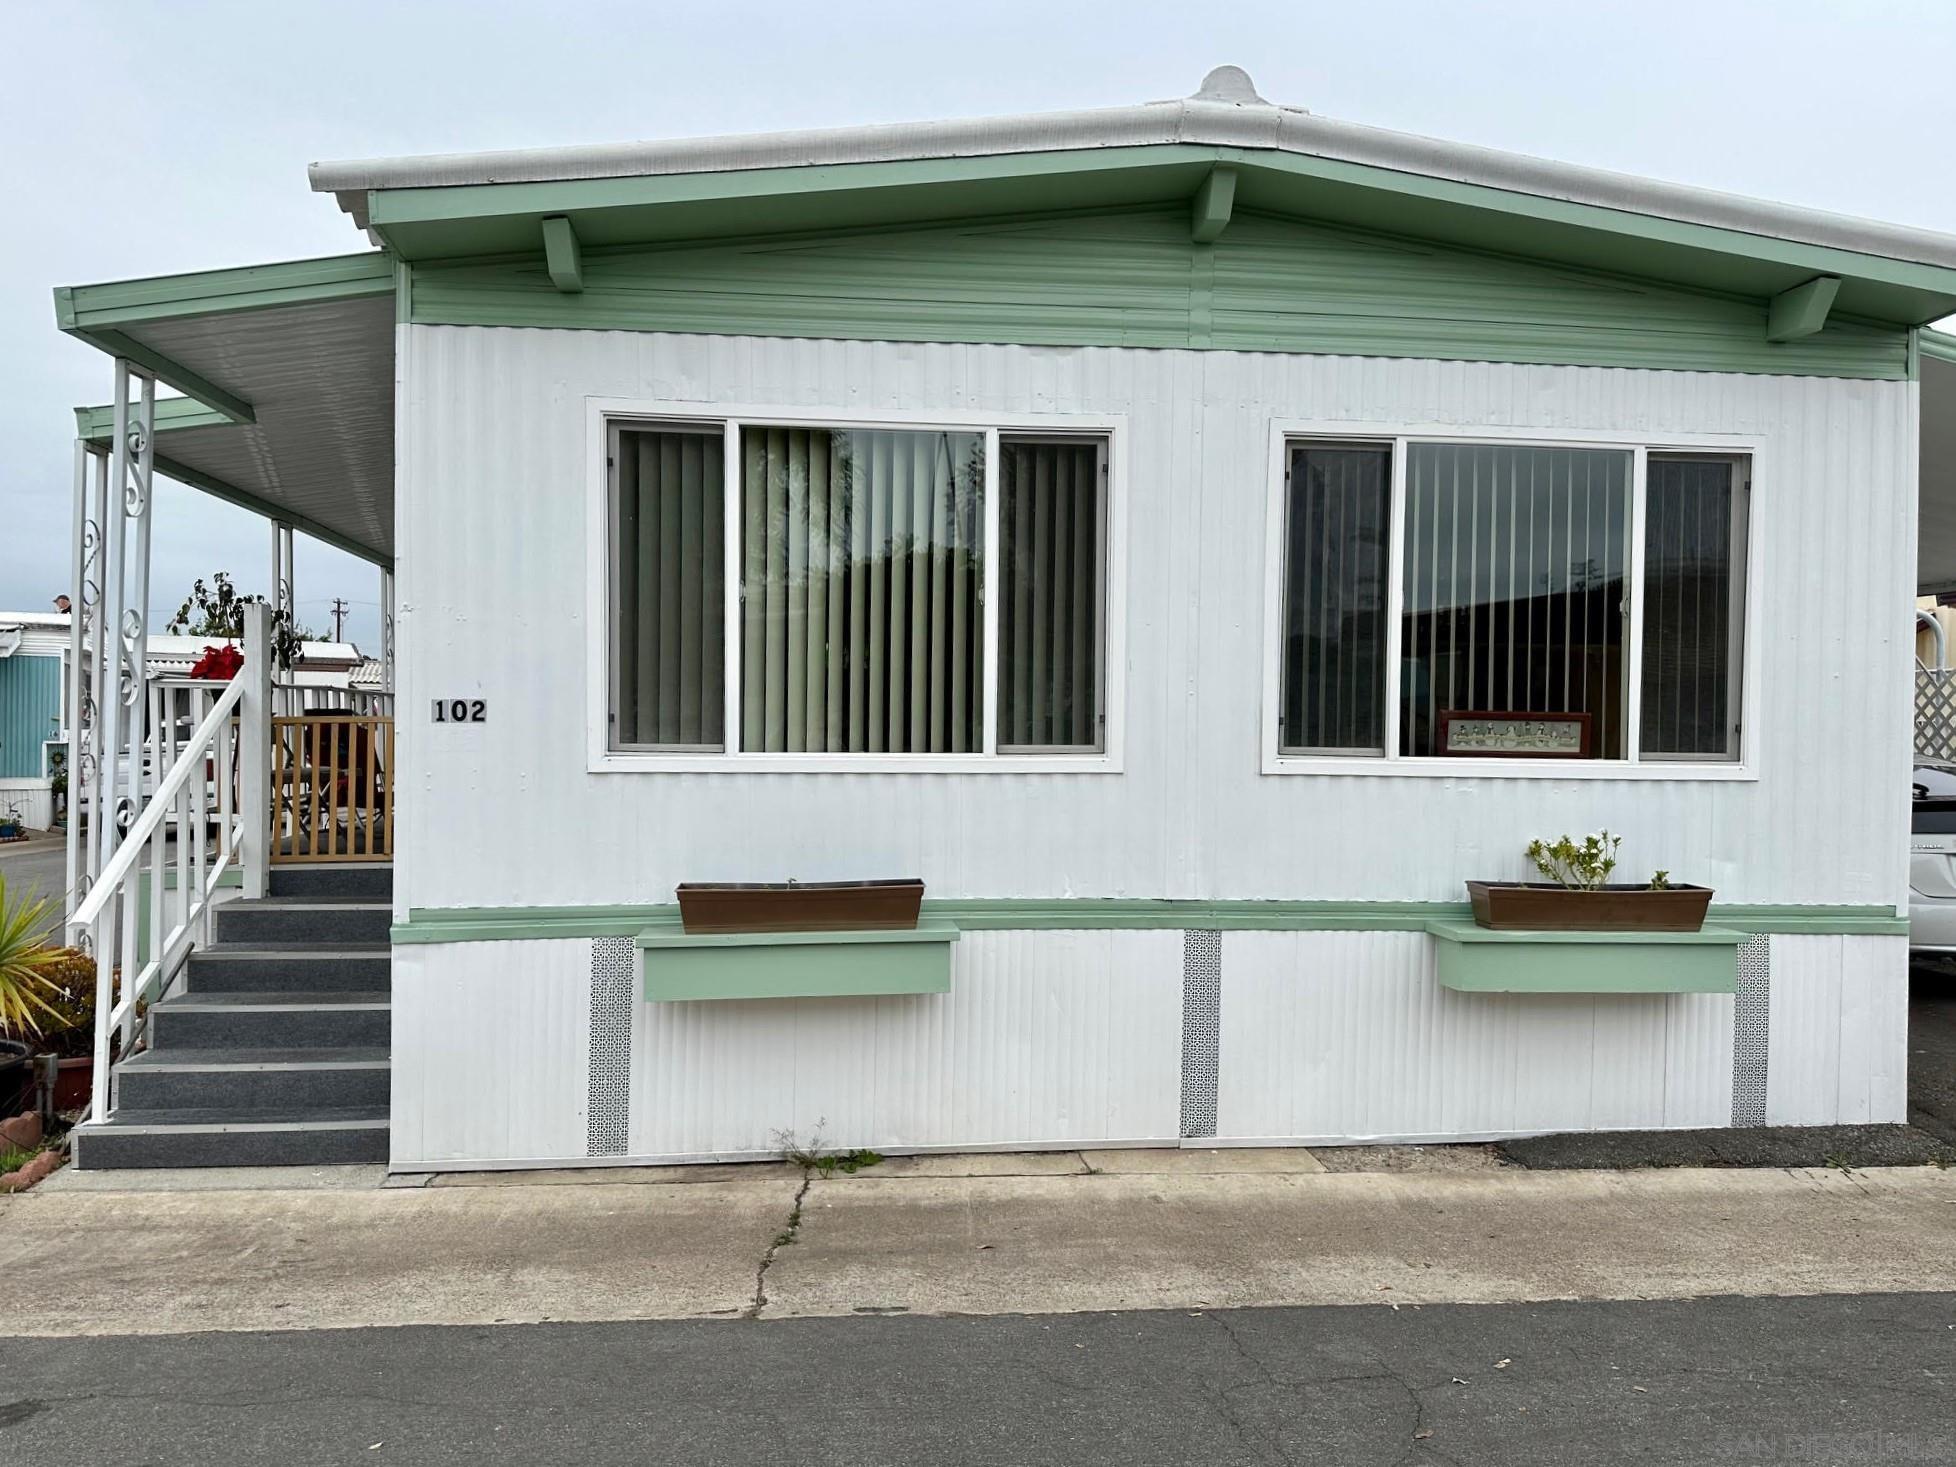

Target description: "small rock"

left=0, top=1110, right=41, bottom=1150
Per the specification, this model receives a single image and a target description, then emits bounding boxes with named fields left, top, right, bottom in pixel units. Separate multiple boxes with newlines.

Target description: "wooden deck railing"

left=271, top=713, right=394, bottom=863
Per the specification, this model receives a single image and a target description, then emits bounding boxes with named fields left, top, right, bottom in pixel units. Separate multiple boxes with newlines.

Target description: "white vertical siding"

left=1215, top=931, right=1736, bottom=1141
left=400, top=327, right=1913, bottom=913
left=1765, top=934, right=1909, bottom=1125
left=391, top=940, right=594, bottom=1167
left=629, top=930, right=1183, bottom=1160
left=387, top=930, right=1905, bottom=1165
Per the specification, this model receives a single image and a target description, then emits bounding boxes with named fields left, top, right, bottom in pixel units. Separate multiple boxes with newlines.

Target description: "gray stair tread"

left=119, top=1047, right=390, bottom=1070
left=196, top=945, right=391, bottom=959
left=155, top=990, right=390, bottom=1010
left=88, top=1105, right=389, bottom=1131
left=225, top=899, right=392, bottom=911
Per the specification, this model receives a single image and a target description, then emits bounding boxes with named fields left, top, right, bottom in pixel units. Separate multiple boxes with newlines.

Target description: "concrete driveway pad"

left=766, top=1165, right=1956, bottom=1319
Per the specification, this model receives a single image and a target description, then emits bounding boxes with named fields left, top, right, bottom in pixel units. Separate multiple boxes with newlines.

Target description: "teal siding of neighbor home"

left=0, top=655, right=61, bottom=777
left=407, top=207, right=1911, bottom=379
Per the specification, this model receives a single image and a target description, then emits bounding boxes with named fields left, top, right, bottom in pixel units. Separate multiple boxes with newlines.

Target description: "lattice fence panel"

left=1918, top=670, right=1956, bottom=761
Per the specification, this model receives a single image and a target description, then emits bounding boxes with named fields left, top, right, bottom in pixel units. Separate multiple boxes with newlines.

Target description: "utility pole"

left=330, top=597, right=349, bottom=642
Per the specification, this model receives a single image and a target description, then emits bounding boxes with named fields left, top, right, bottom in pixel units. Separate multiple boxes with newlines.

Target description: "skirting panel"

left=386, top=928, right=1909, bottom=1169
left=1763, top=934, right=1908, bottom=1125
left=390, top=939, right=595, bottom=1168
left=1214, top=930, right=1736, bottom=1142
left=627, top=929, right=1184, bottom=1159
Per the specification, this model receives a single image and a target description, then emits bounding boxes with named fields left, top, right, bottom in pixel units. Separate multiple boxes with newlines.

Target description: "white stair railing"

left=71, top=604, right=272, bottom=1124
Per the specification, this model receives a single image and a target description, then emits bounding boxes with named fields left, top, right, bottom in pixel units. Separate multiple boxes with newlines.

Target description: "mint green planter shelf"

left=637, top=921, right=960, bottom=1002
left=1426, top=920, right=1742, bottom=994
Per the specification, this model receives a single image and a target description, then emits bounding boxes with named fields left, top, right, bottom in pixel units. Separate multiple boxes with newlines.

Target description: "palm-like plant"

left=0, top=875, right=63, bottom=1038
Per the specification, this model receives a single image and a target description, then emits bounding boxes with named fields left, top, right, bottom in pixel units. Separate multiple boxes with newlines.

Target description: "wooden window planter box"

left=1466, top=880, right=1714, bottom=932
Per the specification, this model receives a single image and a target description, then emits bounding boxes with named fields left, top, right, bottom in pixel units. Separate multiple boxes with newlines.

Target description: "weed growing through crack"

left=772, top=1120, right=885, bottom=1179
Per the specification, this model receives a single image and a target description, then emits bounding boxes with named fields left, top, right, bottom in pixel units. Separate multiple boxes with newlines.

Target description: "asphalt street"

left=0, top=833, right=68, bottom=945
left=2, top=1292, right=1951, bottom=1466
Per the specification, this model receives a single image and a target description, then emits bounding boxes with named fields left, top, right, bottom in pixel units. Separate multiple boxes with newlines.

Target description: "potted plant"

left=0, top=805, right=24, bottom=842
left=0, top=876, right=62, bottom=1114
left=1466, top=831, right=1713, bottom=932
left=31, top=948, right=106, bottom=1113
left=676, top=877, right=927, bottom=933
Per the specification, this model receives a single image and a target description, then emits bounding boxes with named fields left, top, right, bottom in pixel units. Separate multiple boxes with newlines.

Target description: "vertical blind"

left=1641, top=456, right=1745, bottom=758
left=1400, top=444, right=1630, bottom=758
left=614, top=426, right=725, bottom=748
left=999, top=438, right=1105, bottom=749
left=741, top=426, right=985, bottom=753
left=1280, top=443, right=1391, bottom=752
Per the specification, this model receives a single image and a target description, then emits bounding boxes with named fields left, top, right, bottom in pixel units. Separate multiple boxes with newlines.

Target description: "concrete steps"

left=71, top=863, right=392, bottom=1170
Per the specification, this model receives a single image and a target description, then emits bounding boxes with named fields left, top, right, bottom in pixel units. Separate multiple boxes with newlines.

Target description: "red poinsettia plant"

left=186, top=643, right=244, bottom=680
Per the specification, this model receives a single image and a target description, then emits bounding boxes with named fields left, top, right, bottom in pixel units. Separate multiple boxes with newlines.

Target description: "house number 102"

left=432, top=698, right=487, bottom=723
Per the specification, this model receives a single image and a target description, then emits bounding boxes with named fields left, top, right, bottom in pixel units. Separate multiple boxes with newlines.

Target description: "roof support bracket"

left=1190, top=164, right=1237, bottom=244
left=1766, top=275, right=1841, bottom=342
left=542, top=215, right=584, bottom=293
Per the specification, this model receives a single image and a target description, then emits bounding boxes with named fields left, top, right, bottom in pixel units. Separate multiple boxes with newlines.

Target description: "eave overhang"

left=56, top=252, right=398, bottom=565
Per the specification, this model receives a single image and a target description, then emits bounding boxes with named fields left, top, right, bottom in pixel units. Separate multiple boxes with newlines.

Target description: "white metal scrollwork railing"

left=68, top=677, right=244, bottom=1123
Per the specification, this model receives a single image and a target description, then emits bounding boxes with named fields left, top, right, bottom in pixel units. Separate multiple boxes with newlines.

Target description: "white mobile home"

left=54, top=69, right=1956, bottom=1168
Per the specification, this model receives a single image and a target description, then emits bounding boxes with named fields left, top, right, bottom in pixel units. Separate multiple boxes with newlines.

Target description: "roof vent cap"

left=1191, top=65, right=1268, bottom=106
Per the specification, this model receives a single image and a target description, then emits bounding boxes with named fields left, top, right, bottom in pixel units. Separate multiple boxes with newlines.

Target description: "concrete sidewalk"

left=4, top=1151, right=1955, bottom=1337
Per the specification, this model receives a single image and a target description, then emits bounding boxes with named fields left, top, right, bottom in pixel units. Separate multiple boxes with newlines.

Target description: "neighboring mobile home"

left=53, top=69, right=1956, bottom=1168
left=0, top=611, right=70, bottom=831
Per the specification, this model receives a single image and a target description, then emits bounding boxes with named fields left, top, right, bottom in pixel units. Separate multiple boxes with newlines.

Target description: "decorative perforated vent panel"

left=1180, top=930, right=1222, bottom=1139
left=587, top=937, right=633, bottom=1156
left=1731, top=936, right=1770, bottom=1127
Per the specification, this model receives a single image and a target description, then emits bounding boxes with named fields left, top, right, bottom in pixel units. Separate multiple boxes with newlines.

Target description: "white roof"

left=311, top=65, right=1956, bottom=272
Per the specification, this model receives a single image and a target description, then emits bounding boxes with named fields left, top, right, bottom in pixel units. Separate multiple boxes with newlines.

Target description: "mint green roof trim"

left=73, top=397, right=232, bottom=441
left=410, top=207, right=1910, bottom=379
left=55, top=252, right=395, bottom=331
left=1428, top=920, right=1742, bottom=994
left=392, top=899, right=1907, bottom=946
left=1922, top=327, right=1956, bottom=365
left=360, top=140, right=1956, bottom=326
left=1767, top=276, right=1841, bottom=341
left=54, top=252, right=395, bottom=424
left=540, top=216, right=583, bottom=292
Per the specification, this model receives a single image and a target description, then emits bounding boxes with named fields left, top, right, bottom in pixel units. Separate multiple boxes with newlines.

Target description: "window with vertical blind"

left=607, top=414, right=1113, bottom=764
left=1273, top=433, right=1749, bottom=768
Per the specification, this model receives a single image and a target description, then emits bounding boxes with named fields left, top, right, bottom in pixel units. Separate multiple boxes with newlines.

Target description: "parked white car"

left=1911, top=759, right=1956, bottom=954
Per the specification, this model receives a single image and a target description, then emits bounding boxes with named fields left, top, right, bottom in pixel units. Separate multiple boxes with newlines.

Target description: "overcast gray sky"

left=3, top=0, right=1954, bottom=651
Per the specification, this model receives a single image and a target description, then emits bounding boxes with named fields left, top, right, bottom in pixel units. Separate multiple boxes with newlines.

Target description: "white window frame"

left=1259, top=419, right=1763, bottom=781
left=586, top=398, right=1127, bottom=774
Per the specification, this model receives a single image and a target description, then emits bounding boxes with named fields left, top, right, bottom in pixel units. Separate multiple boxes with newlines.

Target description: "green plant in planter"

left=0, top=876, right=63, bottom=1038
left=1525, top=831, right=1622, bottom=890
left=29, top=949, right=101, bottom=1060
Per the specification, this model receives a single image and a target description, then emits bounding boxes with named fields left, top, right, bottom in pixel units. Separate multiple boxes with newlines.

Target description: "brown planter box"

left=676, top=879, right=926, bottom=934
left=1466, top=881, right=1714, bottom=932
left=50, top=1056, right=92, bottom=1114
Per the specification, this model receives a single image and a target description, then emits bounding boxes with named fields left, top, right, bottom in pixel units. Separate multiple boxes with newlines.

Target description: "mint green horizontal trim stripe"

left=393, top=900, right=1908, bottom=945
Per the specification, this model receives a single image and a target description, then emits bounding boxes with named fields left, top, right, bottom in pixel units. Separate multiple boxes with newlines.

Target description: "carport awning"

left=58, top=254, right=395, bottom=566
